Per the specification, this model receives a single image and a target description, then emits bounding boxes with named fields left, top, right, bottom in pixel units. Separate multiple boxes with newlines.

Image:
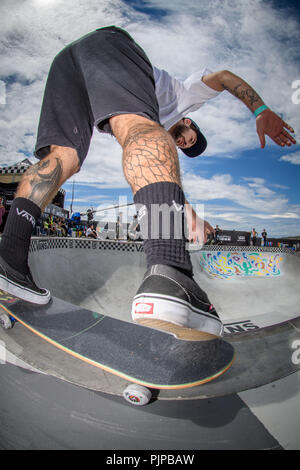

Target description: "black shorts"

left=35, top=26, right=160, bottom=165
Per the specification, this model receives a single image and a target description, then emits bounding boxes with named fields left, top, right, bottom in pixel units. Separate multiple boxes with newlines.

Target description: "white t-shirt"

left=86, top=227, right=97, bottom=237
left=153, top=67, right=221, bottom=130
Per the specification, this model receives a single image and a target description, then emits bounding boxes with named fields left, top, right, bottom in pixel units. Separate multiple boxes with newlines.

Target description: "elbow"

left=217, top=70, right=232, bottom=87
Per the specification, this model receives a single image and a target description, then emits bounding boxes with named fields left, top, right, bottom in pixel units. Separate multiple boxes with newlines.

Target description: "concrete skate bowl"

left=16, top=238, right=298, bottom=399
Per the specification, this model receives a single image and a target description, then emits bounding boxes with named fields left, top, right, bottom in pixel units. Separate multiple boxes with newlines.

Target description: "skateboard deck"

left=0, top=289, right=235, bottom=390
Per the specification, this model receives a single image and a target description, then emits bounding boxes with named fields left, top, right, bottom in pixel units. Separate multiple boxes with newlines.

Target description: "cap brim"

left=181, top=120, right=207, bottom=158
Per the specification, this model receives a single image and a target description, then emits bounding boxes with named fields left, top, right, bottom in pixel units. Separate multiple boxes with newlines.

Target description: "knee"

left=122, top=122, right=178, bottom=167
left=110, top=114, right=172, bottom=150
left=124, top=120, right=169, bottom=147
left=50, top=145, right=81, bottom=178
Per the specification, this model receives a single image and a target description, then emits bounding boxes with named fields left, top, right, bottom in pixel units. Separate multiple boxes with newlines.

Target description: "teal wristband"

left=254, top=105, right=269, bottom=117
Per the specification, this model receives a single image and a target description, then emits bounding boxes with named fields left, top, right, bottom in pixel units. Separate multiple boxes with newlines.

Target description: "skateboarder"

left=0, top=26, right=296, bottom=340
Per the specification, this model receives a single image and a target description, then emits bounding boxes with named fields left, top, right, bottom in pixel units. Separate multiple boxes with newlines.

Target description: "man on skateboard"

left=0, top=26, right=296, bottom=340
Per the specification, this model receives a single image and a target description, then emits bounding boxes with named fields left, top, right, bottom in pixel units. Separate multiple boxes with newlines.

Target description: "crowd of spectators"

left=34, top=214, right=140, bottom=240
left=35, top=215, right=89, bottom=238
left=35, top=215, right=68, bottom=237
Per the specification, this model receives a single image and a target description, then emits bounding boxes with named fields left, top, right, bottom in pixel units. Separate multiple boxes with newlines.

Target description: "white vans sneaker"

left=132, top=264, right=223, bottom=341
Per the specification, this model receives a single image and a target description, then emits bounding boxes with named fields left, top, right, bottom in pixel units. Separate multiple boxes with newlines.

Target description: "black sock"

left=134, top=182, right=193, bottom=277
left=0, top=197, right=41, bottom=274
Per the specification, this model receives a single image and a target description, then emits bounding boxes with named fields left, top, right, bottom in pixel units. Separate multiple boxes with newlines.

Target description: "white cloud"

left=251, top=212, right=300, bottom=220
left=280, top=152, right=300, bottom=165
left=183, top=172, right=288, bottom=213
left=1, top=0, right=299, bottom=166
left=181, top=171, right=300, bottom=235
left=204, top=211, right=246, bottom=224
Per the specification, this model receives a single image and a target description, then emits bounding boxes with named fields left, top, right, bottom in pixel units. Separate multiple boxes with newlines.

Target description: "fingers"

left=282, top=121, right=295, bottom=134
left=273, top=128, right=297, bottom=147
left=258, top=130, right=266, bottom=149
left=258, top=123, right=296, bottom=148
left=256, top=111, right=296, bottom=148
left=280, top=121, right=296, bottom=146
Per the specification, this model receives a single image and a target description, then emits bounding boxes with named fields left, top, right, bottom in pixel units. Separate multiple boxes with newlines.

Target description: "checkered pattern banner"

left=200, top=245, right=297, bottom=254
left=29, top=237, right=299, bottom=257
left=0, top=164, right=30, bottom=175
left=30, top=238, right=144, bottom=253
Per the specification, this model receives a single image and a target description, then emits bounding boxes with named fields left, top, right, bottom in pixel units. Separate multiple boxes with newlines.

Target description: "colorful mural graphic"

left=199, top=251, right=283, bottom=279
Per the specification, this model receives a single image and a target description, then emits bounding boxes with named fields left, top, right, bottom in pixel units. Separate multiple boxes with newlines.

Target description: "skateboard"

left=0, top=289, right=235, bottom=405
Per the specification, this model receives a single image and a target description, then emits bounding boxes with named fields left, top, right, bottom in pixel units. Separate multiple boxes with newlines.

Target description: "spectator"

left=58, top=218, right=68, bottom=237
left=51, top=217, right=58, bottom=236
left=250, top=228, right=258, bottom=246
left=34, top=217, right=42, bottom=236
left=116, top=212, right=124, bottom=239
left=45, top=215, right=57, bottom=236
left=55, top=217, right=63, bottom=237
left=214, top=225, right=221, bottom=244
left=43, top=217, right=50, bottom=236
left=86, top=224, right=98, bottom=239
left=128, top=214, right=142, bottom=241
left=207, top=230, right=215, bottom=245
left=261, top=228, right=267, bottom=246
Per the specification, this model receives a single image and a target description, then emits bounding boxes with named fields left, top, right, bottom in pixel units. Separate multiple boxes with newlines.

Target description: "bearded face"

left=169, top=120, right=197, bottom=149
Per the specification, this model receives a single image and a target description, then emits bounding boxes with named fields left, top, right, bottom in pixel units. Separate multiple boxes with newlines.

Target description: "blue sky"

left=0, top=0, right=299, bottom=237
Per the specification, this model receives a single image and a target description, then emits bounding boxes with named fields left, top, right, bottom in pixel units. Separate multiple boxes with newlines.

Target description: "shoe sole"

left=135, top=318, right=217, bottom=341
left=132, top=294, right=223, bottom=341
left=0, top=275, right=51, bottom=305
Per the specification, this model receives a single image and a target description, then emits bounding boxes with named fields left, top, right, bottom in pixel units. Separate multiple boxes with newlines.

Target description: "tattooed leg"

left=16, top=145, right=80, bottom=211
left=110, top=114, right=181, bottom=194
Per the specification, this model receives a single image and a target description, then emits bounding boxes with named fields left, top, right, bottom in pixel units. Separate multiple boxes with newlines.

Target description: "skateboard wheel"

left=0, top=313, right=13, bottom=330
left=123, top=384, right=152, bottom=406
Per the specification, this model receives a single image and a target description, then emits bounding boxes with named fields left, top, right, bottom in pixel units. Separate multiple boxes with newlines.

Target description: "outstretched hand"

left=256, top=109, right=296, bottom=148
left=185, top=202, right=214, bottom=244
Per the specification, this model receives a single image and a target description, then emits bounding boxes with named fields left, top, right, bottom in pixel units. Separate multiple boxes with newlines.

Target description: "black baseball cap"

left=180, top=118, right=207, bottom=158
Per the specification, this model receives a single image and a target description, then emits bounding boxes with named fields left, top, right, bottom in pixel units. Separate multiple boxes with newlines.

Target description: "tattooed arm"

left=202, top=70, right=296, bottom=148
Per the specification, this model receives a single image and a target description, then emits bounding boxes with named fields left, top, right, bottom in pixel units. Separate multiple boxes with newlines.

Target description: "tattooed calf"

left=123, top=124, right=181, bottom=192
left=25, top=158, right=63, bottom=209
